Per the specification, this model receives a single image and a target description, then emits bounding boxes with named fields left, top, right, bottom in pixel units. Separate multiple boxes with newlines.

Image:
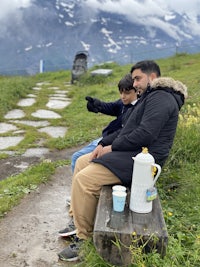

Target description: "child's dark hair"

left=130, top=60, right=161, bottom=77
left=118, top=73, right=136, bottom=92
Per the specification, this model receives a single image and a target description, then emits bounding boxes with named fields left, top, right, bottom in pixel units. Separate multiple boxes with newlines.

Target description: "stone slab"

left=91, top=69, right=113, bottom=76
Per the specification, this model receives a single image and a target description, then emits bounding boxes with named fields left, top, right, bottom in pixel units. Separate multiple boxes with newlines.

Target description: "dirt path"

left=0, top=165, right=76, bottom=267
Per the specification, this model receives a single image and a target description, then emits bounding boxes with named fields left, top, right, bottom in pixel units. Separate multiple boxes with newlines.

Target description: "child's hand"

left=85, top=96, right=102, bottom=113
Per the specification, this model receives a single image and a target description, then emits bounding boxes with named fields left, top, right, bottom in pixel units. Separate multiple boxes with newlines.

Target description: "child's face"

left=119, top=89, right=138, bottom=105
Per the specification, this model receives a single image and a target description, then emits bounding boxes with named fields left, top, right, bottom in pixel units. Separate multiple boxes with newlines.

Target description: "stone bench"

left=93, top=185, right=168, bottom=266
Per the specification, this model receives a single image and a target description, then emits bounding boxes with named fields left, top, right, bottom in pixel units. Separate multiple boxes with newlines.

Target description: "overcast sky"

left=1, top=0, right=200, bottom=18
left=1, top=0, right=200, bottom=39
left=0, top=0, right=32, bottom=20
left=1, top=0, right=199, bottom=21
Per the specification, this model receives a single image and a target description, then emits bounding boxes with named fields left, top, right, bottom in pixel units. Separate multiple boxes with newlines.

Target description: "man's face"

left=132, top=69, right=153, bottom=95
left=119, top=89, right=138, bottom=105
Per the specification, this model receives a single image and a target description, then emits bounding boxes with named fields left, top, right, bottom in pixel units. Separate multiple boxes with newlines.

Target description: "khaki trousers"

left=70, top=152, right=121, bottom=240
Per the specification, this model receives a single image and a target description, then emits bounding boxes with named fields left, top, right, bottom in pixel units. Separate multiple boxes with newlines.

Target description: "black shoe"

left=58, top=218, right=77, bottom=237
left=58, top=236, right=83, bottom=262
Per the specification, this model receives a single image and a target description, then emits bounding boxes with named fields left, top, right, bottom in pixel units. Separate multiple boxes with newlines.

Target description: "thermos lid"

left=133, top=147, right=155, bottom=163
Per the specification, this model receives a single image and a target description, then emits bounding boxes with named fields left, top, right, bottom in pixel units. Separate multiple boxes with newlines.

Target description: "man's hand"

left=85, top=96, right=102, bottom=113
left=90, top=145, right=112, bottom=160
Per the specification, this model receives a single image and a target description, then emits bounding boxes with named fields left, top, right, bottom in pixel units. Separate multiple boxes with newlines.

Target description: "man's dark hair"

left=118, top=73, right=136, bottom=92
left=130, top=60, right=161, bottom=77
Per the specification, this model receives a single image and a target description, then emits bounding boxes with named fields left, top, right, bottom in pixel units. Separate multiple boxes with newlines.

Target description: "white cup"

left=112, top=185, right=126, bottom=192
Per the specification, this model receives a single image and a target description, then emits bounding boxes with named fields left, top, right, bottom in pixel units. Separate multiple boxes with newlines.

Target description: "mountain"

left=1, top=0, right=200, bottom=75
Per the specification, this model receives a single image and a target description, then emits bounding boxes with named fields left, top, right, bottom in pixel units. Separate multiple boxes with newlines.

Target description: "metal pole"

left=40, top=59, right=44, bottom=73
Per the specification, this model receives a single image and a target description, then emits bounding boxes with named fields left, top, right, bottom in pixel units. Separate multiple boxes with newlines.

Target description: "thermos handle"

left=152, top=163, right=161, bottom=186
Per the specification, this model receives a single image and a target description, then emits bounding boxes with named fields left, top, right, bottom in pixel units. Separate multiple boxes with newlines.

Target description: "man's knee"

left=76, top=153, right=91, bottom=169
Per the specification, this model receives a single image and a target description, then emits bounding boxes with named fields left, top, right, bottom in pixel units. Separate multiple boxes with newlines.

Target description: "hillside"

left=0, top=54, right=200, bottom=266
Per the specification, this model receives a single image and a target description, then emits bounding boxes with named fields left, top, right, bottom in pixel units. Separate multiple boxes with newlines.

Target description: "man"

left=58, top=60, right=187, bottom=261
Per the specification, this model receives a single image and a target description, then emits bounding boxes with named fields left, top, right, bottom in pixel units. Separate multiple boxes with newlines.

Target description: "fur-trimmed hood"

left=151, top=77, right=188, bottom=109
left=151, top=77, right=188, bottom=99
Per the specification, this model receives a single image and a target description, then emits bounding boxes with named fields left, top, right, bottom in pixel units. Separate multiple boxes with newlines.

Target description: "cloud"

left=166, top=0, right=200, bottom=16
left=0, top=0, right=32, bottom=20
left=84, top=0, right=200, bottom=39
left=84, top=0, right=200, bottom=17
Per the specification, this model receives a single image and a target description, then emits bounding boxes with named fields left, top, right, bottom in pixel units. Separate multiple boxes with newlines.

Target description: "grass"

left=0, top=76, right=36, bottom=120
left=0, top=54, right=200, bottom=266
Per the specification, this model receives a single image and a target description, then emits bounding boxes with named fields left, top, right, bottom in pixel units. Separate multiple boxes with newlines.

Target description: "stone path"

left=0, top=81, right=81, bottom=266
left=0, top=81, right=73, bottom=180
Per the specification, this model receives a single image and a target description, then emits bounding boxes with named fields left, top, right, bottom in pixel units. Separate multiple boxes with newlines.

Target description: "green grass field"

left=0, top=53, right=200, bottom=266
